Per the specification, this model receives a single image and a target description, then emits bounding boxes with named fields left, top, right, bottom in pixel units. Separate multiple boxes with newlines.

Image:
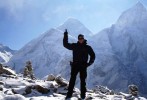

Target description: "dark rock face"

left=25, top=86, right=32, bottom=94
left=0, top=86, right=3, bottom=91
left=0, top=64, right=16, bottom=76
left=33, top=85, right=50, bottom=94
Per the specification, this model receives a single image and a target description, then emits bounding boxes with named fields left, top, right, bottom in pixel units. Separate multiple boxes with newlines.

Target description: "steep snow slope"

left=8, top=28, right=73, bottom=78
left=89, top=2, right=147, bottom=95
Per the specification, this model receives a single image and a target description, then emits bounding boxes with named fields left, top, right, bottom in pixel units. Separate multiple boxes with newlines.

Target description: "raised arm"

left=63, top=29, right=73, bottom=50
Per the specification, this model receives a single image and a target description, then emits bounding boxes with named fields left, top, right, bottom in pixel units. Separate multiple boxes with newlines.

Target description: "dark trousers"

left=66, top=63, right=87, bottom=98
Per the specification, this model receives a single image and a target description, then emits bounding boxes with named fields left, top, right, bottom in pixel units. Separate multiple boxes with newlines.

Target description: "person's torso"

left=72, top=43, right=89, bottom=63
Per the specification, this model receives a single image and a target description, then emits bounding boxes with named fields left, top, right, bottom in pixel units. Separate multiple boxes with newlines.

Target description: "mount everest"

left=6, top=2, right=147, bottom=96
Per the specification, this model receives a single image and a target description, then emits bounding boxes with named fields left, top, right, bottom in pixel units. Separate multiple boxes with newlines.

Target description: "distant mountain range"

left=0, top=44, right=16, bottom=64
left=7, top=2, right=147, bottom=96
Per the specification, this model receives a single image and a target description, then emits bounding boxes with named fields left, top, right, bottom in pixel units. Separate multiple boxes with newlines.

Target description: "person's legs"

left=80, top=67, right=87, bottom=99
left=66, top=66, right=79, bottom=98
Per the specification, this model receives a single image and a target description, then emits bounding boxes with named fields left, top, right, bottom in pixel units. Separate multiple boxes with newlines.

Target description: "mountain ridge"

left=116, top=2, right=147, bottom=28
left=0, top=44, right=16, bottom=64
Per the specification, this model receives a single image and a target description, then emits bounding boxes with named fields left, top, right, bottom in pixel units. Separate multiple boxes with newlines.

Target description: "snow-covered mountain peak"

left=57, top=18, right=93, bottom=38
left=58, top=18, right=84, bottom=28
left=0, top=44, right=16, bottom=64
left=134, top=2, right=146, bottom=10
left=0, top=44, right=13, bottom=53
left=116, top=2, right=147, bottom=28
left=62, top=18, right=82, bottom=25
left=40, top=28, right=59, bottom=37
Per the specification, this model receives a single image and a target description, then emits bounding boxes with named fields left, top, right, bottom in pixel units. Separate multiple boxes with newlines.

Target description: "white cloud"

left=0, top=0, right=36, bottom=20
left=42, top=4, right=86, bottom=21
left=53, top=4, right=85, bottom=13
left=0, top=0, right=24, bottom=18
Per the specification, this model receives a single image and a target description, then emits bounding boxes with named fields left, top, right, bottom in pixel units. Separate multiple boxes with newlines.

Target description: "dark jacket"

left=63, top=32, right=95, bottom=66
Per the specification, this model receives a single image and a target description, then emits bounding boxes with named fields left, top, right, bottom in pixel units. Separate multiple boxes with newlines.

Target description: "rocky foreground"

left=0, top=67, right=146, bottom=100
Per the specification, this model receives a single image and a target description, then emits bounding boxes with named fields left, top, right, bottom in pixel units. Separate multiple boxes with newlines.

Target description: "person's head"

left=78, top=34, right=84, bottom=44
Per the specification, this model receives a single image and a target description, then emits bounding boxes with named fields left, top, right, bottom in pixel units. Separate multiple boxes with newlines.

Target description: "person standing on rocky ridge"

left=63, top=29, right=95, bottom=99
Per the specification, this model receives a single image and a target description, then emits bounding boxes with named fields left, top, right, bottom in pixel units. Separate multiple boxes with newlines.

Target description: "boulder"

left=128, top=84, right=138, bottom=96
left=12, top=85, right=50, bottom=95
left=0, top=65, right=16, bottom=76
left=12, top=86, right=29, bottom=95
left=34, top=85, right=50, bottom=94
left=25, top=86, right=32, bottom=94
left=55, top=76, right=68, bottom=87
left=47, top=74, right=55, bottom=81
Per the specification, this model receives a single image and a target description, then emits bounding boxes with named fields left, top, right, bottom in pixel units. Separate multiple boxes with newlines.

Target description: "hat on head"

left=78, top=34, right=84, bottom=39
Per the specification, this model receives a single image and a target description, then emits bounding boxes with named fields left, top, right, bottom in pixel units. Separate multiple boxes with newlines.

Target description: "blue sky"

left=0, top=0, right=147, bottom=50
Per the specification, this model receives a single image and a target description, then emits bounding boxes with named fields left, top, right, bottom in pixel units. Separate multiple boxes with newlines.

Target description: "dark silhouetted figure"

left=63, top=29, right=95, bottom=99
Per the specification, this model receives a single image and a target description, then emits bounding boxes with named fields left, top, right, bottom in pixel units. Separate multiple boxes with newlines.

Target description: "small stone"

left=47, top=74, right=55, bottom=81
